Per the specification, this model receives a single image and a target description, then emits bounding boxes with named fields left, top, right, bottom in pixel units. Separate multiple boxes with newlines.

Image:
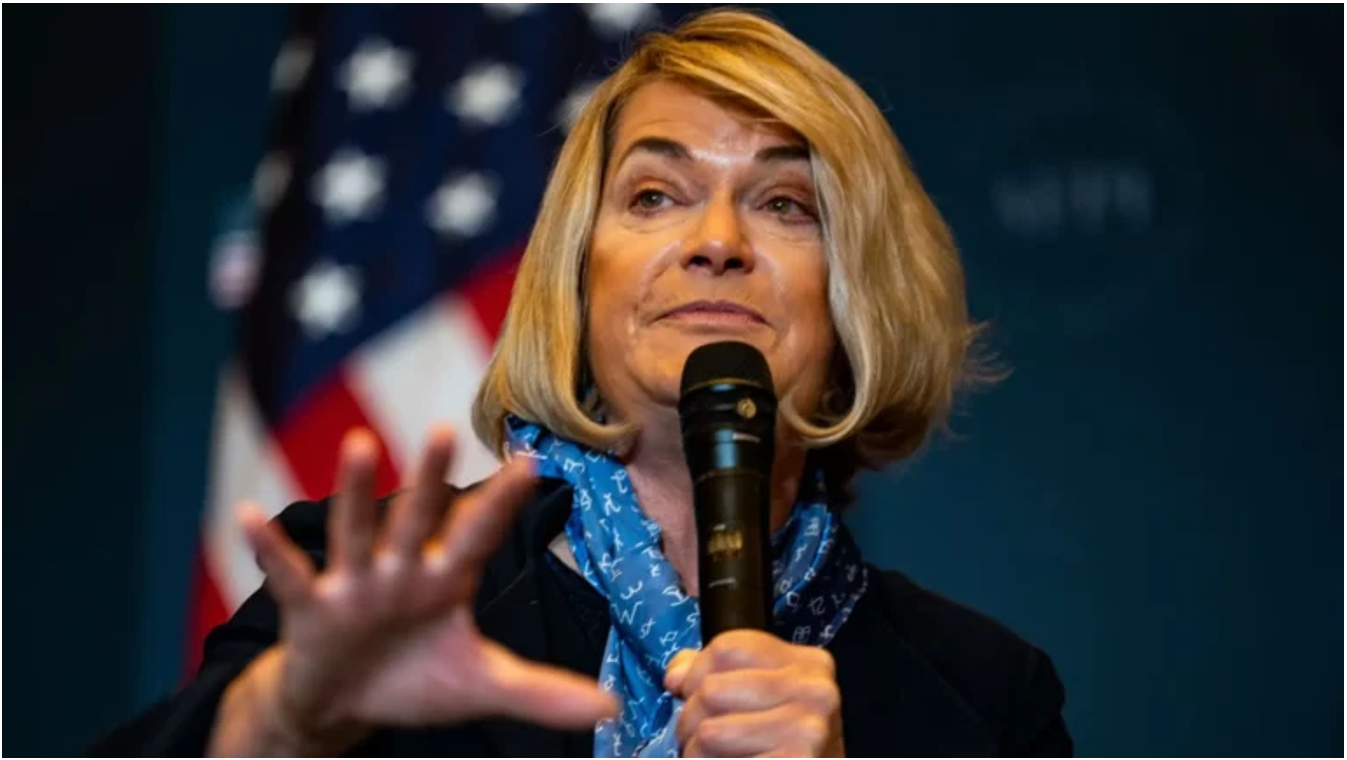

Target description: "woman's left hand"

left=665, top=630, right=845, bottom=758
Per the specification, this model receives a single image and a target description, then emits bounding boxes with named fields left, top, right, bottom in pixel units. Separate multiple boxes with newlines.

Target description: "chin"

left=659, top=323, right=774, bottom=358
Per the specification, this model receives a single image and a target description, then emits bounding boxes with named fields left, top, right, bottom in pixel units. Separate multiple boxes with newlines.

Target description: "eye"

left=765, top=195, right=816, bottom=221
left=632, top=189, right=671, bottom=212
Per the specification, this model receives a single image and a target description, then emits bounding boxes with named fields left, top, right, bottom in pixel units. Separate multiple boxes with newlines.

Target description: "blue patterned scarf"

left=505, top=417, right=868, bottom=758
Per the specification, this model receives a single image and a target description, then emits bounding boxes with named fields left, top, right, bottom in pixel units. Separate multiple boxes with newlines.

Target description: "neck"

left=623, top=406, right=807, bottom=594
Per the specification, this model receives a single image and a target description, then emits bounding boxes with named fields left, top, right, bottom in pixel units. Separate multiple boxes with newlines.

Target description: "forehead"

left=608, top=80, right=806, bottom=160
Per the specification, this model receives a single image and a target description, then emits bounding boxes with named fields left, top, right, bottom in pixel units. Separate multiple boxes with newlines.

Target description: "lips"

left=659, top=300, right=768, bottom=325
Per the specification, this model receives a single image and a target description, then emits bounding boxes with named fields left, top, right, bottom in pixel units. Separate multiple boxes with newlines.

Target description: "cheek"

left=781, top=252, right=833, bottom=343
left=776, top=255, right=836, bottom=396
left=585, top=271, right=625, bottom=358
left=586, top=218, right=648, bottom=305
left=584, top=243, right=647, bottom=366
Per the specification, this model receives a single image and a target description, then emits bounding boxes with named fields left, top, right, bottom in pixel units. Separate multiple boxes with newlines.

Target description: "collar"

left=471, top=476, right=584, bottom=757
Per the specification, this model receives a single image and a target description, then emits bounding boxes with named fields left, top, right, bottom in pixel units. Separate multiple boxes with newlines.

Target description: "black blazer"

left=91, top=478, right=1073, bottom=757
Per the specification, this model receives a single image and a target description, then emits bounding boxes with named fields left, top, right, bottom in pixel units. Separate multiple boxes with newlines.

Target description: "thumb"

left=476, top=640, right=618, bottom=729
left=663, top=649, right=698, bottom=695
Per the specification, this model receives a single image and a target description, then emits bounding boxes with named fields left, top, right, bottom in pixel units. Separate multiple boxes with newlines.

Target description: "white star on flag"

left=339, top=38, right=414, bottom=112
left=585, top=4, right=657, bottom=38
left=427, top=173, right=499, bottom=238
left=312, top=148, right=386, bottom=224
left=448, top=62, right=524, bottom=128
left=290, top=260, right=362, bottom=339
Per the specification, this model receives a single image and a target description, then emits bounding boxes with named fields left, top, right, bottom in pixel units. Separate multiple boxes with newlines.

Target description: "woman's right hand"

left=208, top=424, right=615, bottom=756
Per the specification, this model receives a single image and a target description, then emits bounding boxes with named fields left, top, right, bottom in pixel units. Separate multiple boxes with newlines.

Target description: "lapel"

left=830, top=570, right=1000, bottom=757
left=461, top=481, right=998, bottom=757
left=474, top=480, right=582, bottom=758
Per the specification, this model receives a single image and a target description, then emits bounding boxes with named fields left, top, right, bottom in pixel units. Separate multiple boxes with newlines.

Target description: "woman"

left=97, top=8, right=1071, bottom=758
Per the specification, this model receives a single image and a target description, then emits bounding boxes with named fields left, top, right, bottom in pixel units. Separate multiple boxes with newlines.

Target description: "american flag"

left=189, top=3, right=689, bottom=672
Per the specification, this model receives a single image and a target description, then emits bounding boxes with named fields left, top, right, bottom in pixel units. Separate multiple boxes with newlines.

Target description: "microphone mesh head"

left=680, top=341, right=774, bottom=398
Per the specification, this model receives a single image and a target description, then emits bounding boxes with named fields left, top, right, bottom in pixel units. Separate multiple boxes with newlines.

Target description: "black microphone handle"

left=695, top=468, right=772, bottom=640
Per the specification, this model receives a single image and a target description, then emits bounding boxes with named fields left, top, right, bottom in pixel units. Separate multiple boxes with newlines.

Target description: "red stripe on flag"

left=275, top=371, right=402, bottom=500
left=460, top=244, right=523, bottom=343
left=184, top=544, right=229, bottom=677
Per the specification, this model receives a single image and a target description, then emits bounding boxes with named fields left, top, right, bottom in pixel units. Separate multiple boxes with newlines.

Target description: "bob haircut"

left=473, top=8, right=996, bottom=483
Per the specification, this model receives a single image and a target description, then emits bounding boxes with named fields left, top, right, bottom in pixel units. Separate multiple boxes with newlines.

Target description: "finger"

left=664, top=648, right=698, bottom=693
left=676, top=688, right=706, bottom=747
left=673, top=646, right=716, bottom=703
left=704, top=630, right=799, bottom=672
left=676, top=630, right=781, bottom=702
left=675, top=669, right=809, bottom=747
left=696, top=706, right=828, bottom=758
left=327, top=429, right=381, bottom=574
left=380, top=424, right=456, bottom=563
left=240, top=501, right=315, bottom=606
left=677, top=631, right=827, bottom=707
left=430, top=455, right=537, bottom=580
left=697, top=669, right=825, bottom=715
left=476, top=639, right=618, bottom=729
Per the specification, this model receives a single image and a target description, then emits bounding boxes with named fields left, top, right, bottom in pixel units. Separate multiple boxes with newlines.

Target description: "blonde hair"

left=473, top=8, right=998, bottom=480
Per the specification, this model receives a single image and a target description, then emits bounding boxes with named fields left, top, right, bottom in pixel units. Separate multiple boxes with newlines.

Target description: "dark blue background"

left=5, top=5, right=1341, bottom=756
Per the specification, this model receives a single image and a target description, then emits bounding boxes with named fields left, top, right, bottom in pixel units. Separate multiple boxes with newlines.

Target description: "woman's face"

left=586, top=79, right=835, bottom=432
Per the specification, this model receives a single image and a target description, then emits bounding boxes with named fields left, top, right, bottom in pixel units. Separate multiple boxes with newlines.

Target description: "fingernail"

left=345, top=429, right=380, bottom=461
left=236, top=503, right=267, bottom=543
left=236, top=501, right=261, bottom=524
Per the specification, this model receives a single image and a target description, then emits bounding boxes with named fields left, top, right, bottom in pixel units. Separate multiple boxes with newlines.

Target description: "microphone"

left=679, top=340, right=776, bottom=641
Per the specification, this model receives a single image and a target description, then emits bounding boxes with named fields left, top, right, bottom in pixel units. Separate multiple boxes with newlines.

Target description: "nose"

left=680, top=192, right=755, bottom=275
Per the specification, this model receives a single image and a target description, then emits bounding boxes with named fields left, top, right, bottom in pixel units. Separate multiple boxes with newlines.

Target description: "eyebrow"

left=615, top=136, right=810, bottom=169
left=754, top=144, right=811, bottom=164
